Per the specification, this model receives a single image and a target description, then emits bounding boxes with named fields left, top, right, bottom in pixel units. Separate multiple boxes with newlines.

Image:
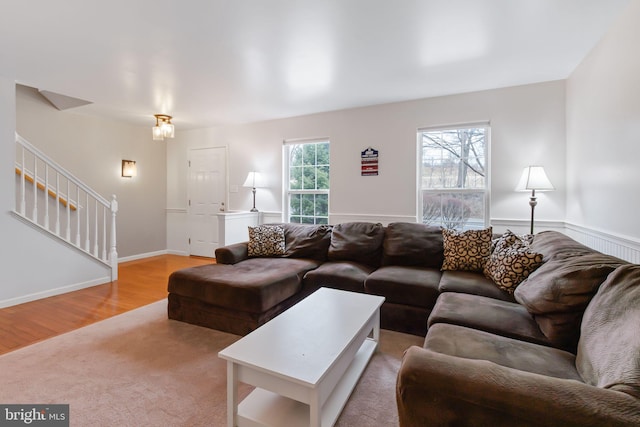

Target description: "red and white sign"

left=361, top=147, right=379, bottom=176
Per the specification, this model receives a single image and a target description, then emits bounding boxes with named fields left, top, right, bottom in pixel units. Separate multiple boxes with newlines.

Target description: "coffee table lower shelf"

left=236, top=338, right=377, bottom=427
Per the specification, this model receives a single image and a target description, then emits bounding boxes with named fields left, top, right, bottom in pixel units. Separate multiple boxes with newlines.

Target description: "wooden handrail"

left=15, top=167, right=77, bottom=211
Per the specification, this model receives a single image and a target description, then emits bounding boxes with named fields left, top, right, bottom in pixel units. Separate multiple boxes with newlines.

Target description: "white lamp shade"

left=243, top=171, right=264, bottom=188
left=162, top=122, right=175, bottom=138
left=516, top=166, right=554, bottom=191
left=152, top=125, right=164, bottom=140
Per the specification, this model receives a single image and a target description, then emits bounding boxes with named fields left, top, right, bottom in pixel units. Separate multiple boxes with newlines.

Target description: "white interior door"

left=188, top=147, right=227, bottom=257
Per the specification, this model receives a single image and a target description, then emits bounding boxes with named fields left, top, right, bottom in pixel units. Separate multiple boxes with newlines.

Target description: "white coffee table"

left=218, top=287, right=385, bottom=427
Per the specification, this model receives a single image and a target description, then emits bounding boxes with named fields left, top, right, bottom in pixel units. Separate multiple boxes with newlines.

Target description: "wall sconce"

left=122, top=160, right=137, bottom=178
left=243, top=171, right=264, bottom=212
left=515, top=165, right=554, bottom=234
left=152, top=114, right=175, bottom=140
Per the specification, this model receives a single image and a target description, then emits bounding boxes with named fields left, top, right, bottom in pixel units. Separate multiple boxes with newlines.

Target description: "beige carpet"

left=0, top=300, right=422, bottom=426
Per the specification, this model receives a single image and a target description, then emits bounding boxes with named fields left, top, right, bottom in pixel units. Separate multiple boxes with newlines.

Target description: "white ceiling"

left=0, top=0, right=630, bottom=130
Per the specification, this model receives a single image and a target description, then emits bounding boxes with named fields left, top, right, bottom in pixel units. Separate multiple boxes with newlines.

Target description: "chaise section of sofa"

left=168, top=257, right=322, bottom=335
left=167, top=223, right=332, bottom=335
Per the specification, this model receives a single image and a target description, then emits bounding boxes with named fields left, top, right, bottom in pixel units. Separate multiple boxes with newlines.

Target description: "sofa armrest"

left=397, top=346, right=640, bottom=427
left=214, top=242, right=249, bottom=264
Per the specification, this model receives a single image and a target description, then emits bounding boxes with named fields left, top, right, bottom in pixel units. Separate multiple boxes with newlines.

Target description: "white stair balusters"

left=14, top=133, right=118, bottom=281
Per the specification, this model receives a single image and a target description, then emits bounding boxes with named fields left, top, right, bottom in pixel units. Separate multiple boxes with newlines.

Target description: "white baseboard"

left=0, top=276, right=111, bottom=309
left=166, top=249, right=190, bottom=256
left=118, top=250, right=169, bottom=263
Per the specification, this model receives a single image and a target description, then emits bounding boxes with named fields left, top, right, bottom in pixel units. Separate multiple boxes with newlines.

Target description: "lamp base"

left=250, top=188, right=258, bottom=212
left=529, top=190, right=538, bottom=235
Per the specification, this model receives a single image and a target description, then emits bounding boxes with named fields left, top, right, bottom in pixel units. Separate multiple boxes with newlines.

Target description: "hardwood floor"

left=0, top=254, right=213, bottom=356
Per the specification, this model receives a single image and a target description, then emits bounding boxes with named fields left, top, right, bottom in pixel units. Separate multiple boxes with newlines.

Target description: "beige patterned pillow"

left=484, top=230, right=543, bottom=293
left=441, top=227, right=493, bottom=272
left=248, top=225, right=285, bottom=257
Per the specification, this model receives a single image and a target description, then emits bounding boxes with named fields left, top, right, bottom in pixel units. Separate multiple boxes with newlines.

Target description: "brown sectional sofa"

left=168, top=221, right=508, bottom=336
left=167, top=222, right=640, bottom=425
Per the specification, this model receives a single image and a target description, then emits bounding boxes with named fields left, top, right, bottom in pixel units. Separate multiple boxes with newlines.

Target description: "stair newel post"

left=66, top=178, right=71, bottom=241
left=102, top=206, right=107, bottom=262
left=93, top=199, right=99, bottom=257
left=109, top=195, right=118, bottom=281
left=44, top=164, right=50, bottom=230
left=75, top=186, right=81, bottom=246
left=55, top=173, right=60, bottom=235
left=85, top=193, right=90, bottom=252
left=33, top=155, right=38, bottom=221
left=20, top=146, right=25, bottom=216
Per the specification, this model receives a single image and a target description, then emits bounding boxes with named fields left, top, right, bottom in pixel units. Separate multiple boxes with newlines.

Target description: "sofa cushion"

left=282, top=223, right=332, bottom=260
left=365, top=266, right=441, bottom=309
left=167, top=257, right=321, bottom=313
left=514, top=253, right=624, bottom=314
left=441, top=227, right=493, bottom=272
left=514, top=231, right=626, bottom=350
left=484, top=230, right=543, bottom=293
left=576, top=265, right=640, bottom=398
left=302, top=261, right=375, bottom=293
left=327, top=222, right=384, bottom=267
left=428, top=292, right=551, bottom=347
left=381, top=222, right=444, bottom=268
left=438, top=270, right=515, bottom=302
left=247, top=225, right=285, bottom=257
left=523, top=230, right=593, bottom=261
left=425, top=323, right=582, bottom=381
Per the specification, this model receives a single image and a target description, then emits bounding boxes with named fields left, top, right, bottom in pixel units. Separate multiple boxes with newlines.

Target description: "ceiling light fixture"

left=152, top=114, right=175, bottom=140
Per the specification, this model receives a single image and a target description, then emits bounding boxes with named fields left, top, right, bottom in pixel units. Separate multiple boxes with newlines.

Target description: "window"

left=284, top=139, right=330, bottom=224
left=418, top=124, right=489, bottom=230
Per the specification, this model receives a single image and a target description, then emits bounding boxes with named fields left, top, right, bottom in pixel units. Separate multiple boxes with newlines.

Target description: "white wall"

left=16, top=85, right=167, bottom=259
left=167, top=80, right=567, bottom=251
left=566, top=1, right=640, bottom=242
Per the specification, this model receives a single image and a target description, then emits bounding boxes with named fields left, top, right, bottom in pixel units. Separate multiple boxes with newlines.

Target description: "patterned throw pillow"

left=247, top=225, right=285, bottom=257
left=484, top=230, right=544, bottom=293
left=441, top=227, right=493, bottom=272
left=490, top=231, right=533, bottom=253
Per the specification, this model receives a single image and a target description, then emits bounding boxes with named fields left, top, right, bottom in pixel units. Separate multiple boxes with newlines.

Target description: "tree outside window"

left=419, top=126, right=488, bottom=230
left=285, top=141, right=329, bottom=224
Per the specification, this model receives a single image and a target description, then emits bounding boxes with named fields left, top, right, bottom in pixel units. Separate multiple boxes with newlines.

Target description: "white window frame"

left=283, top=138, right=330, bottom=224
left=417, top=122, right=490, bottom=230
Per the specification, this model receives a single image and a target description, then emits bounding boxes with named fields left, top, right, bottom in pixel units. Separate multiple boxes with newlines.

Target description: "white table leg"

left=227, top=361, right=238, bottom=427
left=373, top=308, right=380, bottom=347
left=310, top=390, right=321, bottom=427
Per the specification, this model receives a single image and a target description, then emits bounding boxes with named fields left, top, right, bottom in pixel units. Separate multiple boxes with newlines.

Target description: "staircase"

left=14, top=133, right=118, bottom=281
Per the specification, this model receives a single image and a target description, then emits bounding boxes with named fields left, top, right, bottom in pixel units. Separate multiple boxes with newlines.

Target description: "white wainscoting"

left=492, top=219, right=640, bottom=264
left=329, top=213, right=417, bottom=226
left=490, top=219, right=565, bottom=236
left=168, top=209, right=640, bottom=264
left=564, top=223, right=640, bottom=264
left=217, top=211, right=259, bottom=246
left=260, top=211, right=283, bottom=224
